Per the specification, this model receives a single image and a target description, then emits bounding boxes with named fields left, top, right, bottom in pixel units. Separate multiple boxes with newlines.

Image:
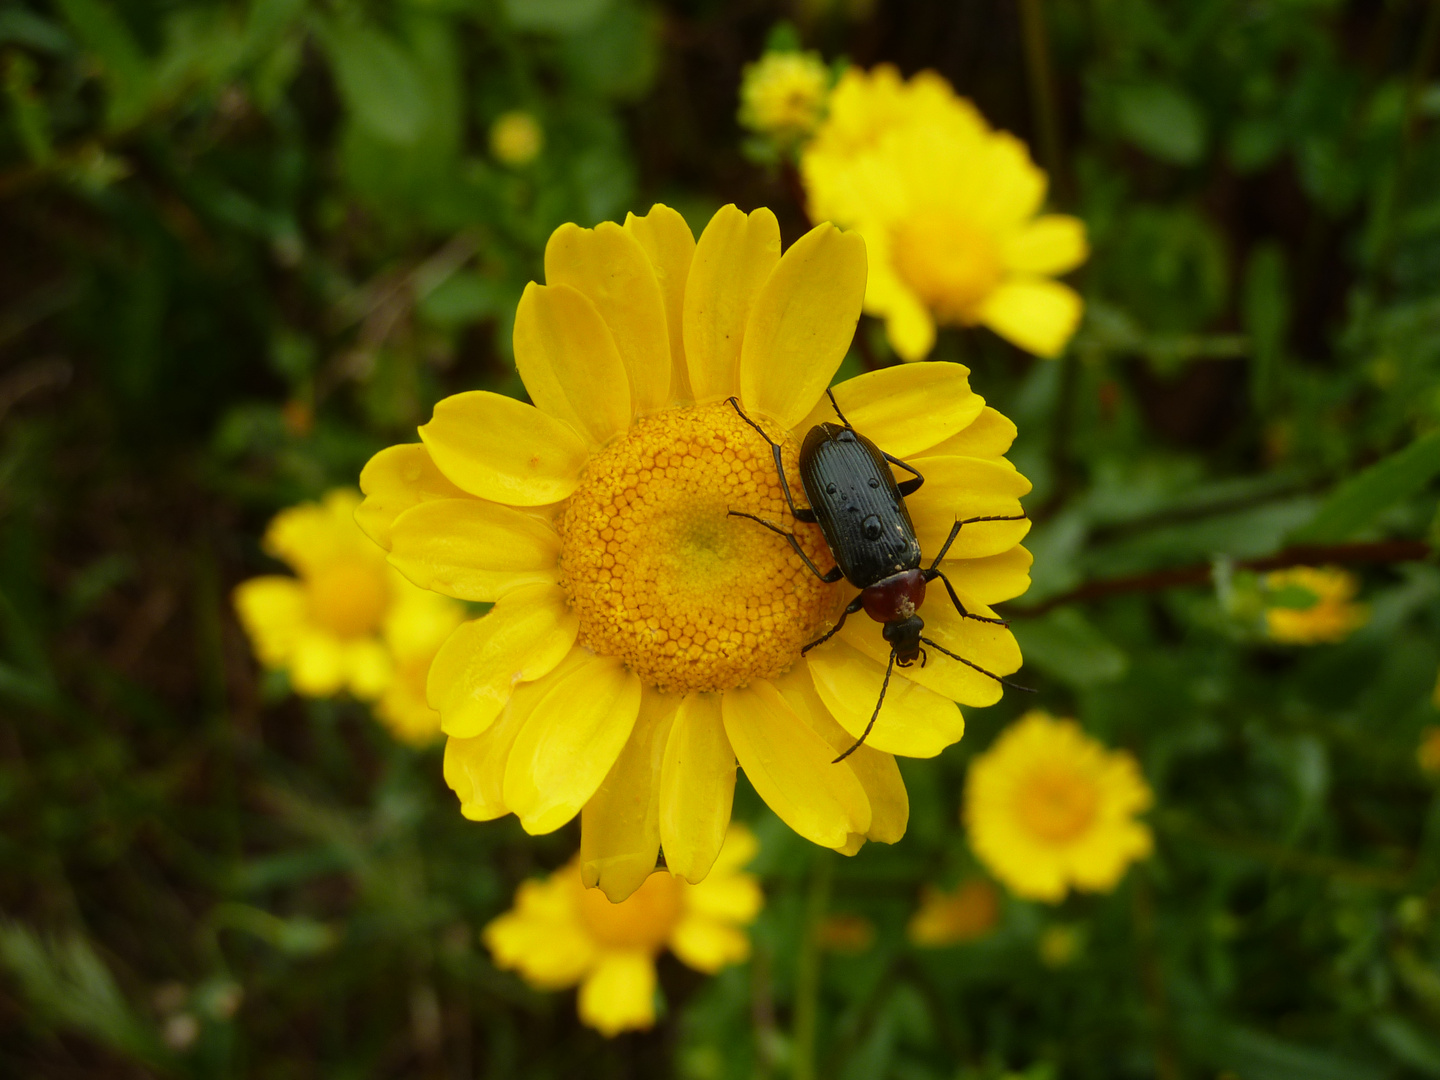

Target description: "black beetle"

left=728, top=390, right=1031, bottom=763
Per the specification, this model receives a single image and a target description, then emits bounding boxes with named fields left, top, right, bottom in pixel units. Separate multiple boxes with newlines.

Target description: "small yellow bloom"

left=1263, top=566, right=1368, bottom=645
left=906, top=878, right=1000, bottom=947
left=490, top=110, right=543, bottom=166
left=484, top=825, right=762, bottom=1036
left=738, top=50, right=831, bottom=144
left=360, top=203, right=1033, bottom=900
left=233, top=489, right=464, bottom=743
left=801, top=65, right=1087, bottom=361
left=964, top=711, right=1152, bottom=903
left=1038, top=923, right=1082, bottom=968
left=1418, top=726, right=1440, bottom=775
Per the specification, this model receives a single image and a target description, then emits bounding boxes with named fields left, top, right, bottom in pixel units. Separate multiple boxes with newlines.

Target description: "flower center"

left=577, top=871, right=684, bottom=952
left=892, top=210, right=1002, bottom=324
left=1016, top=765, right=1099, bottom=844
left=558, top=401, right=836, bottom=694
left=306, top=561, right=389, bottom=638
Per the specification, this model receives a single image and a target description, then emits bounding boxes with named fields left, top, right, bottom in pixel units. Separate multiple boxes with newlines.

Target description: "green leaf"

left=1291, top=429, right=1440, bottom=542
left=322, top=22, right=428, bottom=145
left=1114, top=81, right=1207, bottom=165
left=52, top=0, right=152, bottom=130
left=1244, top=243, right=1288, bottom=409
left=1012, top=608, right=1128, bottom=687
left=502, top=0, right=611, bottom=32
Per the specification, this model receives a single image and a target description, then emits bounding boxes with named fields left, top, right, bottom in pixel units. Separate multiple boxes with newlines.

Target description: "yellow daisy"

left=801, top=65, right=1087, bottom=361
left=1263, top=566, right=1368, bottom=645
left=483, top=824, right=762, bottom=1037
left=738, top=50, right=831, bottom=145
left=906, top=877, right=1000, bottom=947
left=964, top=710, right=1152, bottom=903
left=490, top=110, right=543, bottom=167
left=358, top=202, right=1032, bottom=902
left=233, top=489, right=465, bottom=744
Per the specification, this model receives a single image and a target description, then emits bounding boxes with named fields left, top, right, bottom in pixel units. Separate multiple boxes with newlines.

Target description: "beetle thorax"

left=861, top=569, right=927, bottom=623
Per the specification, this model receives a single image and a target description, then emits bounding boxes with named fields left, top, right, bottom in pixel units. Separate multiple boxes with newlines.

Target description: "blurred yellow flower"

left=490, top=110, right=543, bottom=166
left=816, top=912, right=875, bottom=953
left=739, top=51, right=830, bottom=144
left=483, top=824, right=761, bottom=1037
left=1264, top=566, right=1367, bottom=645
left=964, top=710, right=1152, bottom=903
left=801, top=65, right=1087, bottom=361
left=359, top=202, right=1033, bottom=901
left=233, top=488, right=465, bottom=744
left=1038, top=923, right=1082, bottom=968
left=1418, top=726, right=1440, bottom=775
left=906, top=878, right=1000, bottom=947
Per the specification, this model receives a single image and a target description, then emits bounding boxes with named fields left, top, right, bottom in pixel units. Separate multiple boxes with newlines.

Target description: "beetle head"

left=883, top=614, right=925, bottom=665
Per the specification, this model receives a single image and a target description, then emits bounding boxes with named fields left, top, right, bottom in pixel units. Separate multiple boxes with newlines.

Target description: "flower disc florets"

left=559, top=402, right=834, bottom=694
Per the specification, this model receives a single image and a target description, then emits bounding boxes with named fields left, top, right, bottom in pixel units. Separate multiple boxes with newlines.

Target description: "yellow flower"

left=233, top=489, right=464, bottom=743
left=358, top=203, right=1032, bottom=901
left=906, top=878, right=1000, bottom=947
left=801, top=65, right=1087, bottom=361
left=1264, top=566, right=1368, bottom=645
left=964, top=710, right=1152, bottom=903
left=816, top=913, right=875, bottom=953
left=1418, top=726, right=1440, bottom=775
left=490, top=110, right=543, bottom=166
left=1038, top=923, right=1082, bottom=968
left=738, top=51, right=831, bottom=144
left=483, top=824, right=762, bottom=1037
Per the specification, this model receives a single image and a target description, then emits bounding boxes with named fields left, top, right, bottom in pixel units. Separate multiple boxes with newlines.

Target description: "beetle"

left=727, top=390, right=1031, bottom=763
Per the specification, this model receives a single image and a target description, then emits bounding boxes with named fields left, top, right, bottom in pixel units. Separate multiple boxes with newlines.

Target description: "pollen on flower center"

left=891, top=210, right=1002, bottom=324
left=558, top=401, right=836, bottom=694
left=306, top=561, right=389, bottom=638
left=577, top=871, right=683, bottom=951
left=1017, top=766, right=1100, bottom=844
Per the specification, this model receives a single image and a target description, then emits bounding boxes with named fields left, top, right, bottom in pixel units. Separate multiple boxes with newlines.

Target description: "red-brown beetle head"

left=861, top=569, right=927, bottom=624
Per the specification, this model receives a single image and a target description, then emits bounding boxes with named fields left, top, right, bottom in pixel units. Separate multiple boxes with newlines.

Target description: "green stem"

left=791, top=852, right=833, bottom=1080
left=1018, top=0, right=1065, bottom=199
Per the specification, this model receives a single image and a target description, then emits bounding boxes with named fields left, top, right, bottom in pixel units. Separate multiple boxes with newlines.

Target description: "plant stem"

left=792, top=852, right=833, bottom=1080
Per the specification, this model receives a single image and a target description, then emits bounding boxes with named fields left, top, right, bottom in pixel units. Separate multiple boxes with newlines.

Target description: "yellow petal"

left=504, top=652, right=643, bottom=835
left=739, top=222, right=868, bottom=429
left=578, top=950, right=656, bottom=1036
left=721, top=681, right=870, bottom=848
left=233, top=576, right=306, bottom=666
left=684, top=873, right=763, bottom=925
left=624, top=204, right=696, bottom=400
left=684, top=205, right=781, bottom=402
left=659, top=693, right=737, bottom=884
left=805, top=640, right=965, bottom=758
left=545, top=221, right=672, bottom=416
left=904, top=455, right=1032, bottom=559
left=1001, top=214, right=1088, bottom=276
left=581, top=689, right=679, bottom=902
left=976, top=277, right=1083, bottom=359
left=940, top=545, right=1033, bottom=606
left=289, top=629, right=346, bottom=696
left=388, top=498, right=559, bottom=602
left=343, top=638, right=393, bottom=700
left=483, top=879, right=596, bottom=988
left=800, top=362, right=983, bottom=458
left=920, top=406, right=1017, bottom=459
left=708, top=822, right=760, bottom=877
left=427, top=584, right=579, bottom=738
left=419, top=391, right=588, bottom=506
left=356, top=443, right=467, bottom=551
left=513, top=282, right=632, bottom=445
left=669, top=914, right=750, bottom=973
left=884, top=288, right=937, bottom=362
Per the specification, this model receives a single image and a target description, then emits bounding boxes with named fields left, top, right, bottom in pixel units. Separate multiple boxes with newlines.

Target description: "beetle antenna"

left=824, top=387, right=855, bottom=429
left=919, top=637, right=1036, bottom=692
left=833, top=650, right=895, bottom=763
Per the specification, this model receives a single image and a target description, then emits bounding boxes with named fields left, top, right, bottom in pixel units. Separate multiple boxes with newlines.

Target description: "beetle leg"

left=800, top=594, right=865, bottom=654
left=832, top=649, right=895, bottom=763
left=920, top=636, right=1036, bottom=693
left=927, top=513, right=1029, bottom=567
left=922, top=568, right=1009, bottom=626
left=726, top=510, right=843, bottom=583
left=883, top=453, right=924, bottom=497
left=726, top=396, right=819, bottom=523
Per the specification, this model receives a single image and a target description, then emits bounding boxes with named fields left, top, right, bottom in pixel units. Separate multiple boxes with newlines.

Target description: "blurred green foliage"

left=4, top=0, right=1440, bottom=1077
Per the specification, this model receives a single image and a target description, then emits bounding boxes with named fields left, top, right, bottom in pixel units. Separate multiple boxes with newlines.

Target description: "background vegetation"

left=4, top=0, right=1440, bottom=1076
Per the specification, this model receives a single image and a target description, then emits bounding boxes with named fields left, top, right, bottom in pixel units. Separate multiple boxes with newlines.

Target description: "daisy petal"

left=806, top=640, right=966, bottom=758
left=343, top=638, right=392, bottom=699
left=483, top=891, right=597, bottom=989
left=356, top=443, right=467, bottom=550
left=721, top=681, right=870, bottom=848
left=976, top=277, right=1083, bottom=359
left=904, top=455, right=1032, bottom=559
left=803, top=362, right=983, bottom=457
left=232, top=576, right=306, bottom=666
left=504, top=652, right=643, bottom=835
left=740, top=222, right=867, bottom=428
left=659, top=693, right=737, bottom=884
left=920, top=406, right=1017, bottom=458
left=545, top=222, right=672, bottom=416
left=669, top=914, right=751, bottom=973
left=289, top=629, right=346, bottom=696
left=514, top=282, right=632, bottom=444
left=578, top=950, right=655, bottom=1036
left=581, top=689, right=678, bottom=902
left=388, top=498, right=560, bottom=602
left=939, top=545, right=1033, bottom=606
left=427, top=584, right=578, bottom=738
left=625, top=204, right=696, bottom=400
left=1001, top=214, right=1088, bottom=276
left=685, top=205, right=781, bottom=402
left=883, top=287, right=937, bottom=362
left=685, top=872, right=763, bottom=924
left=419, top=391, right=588, bottom=506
